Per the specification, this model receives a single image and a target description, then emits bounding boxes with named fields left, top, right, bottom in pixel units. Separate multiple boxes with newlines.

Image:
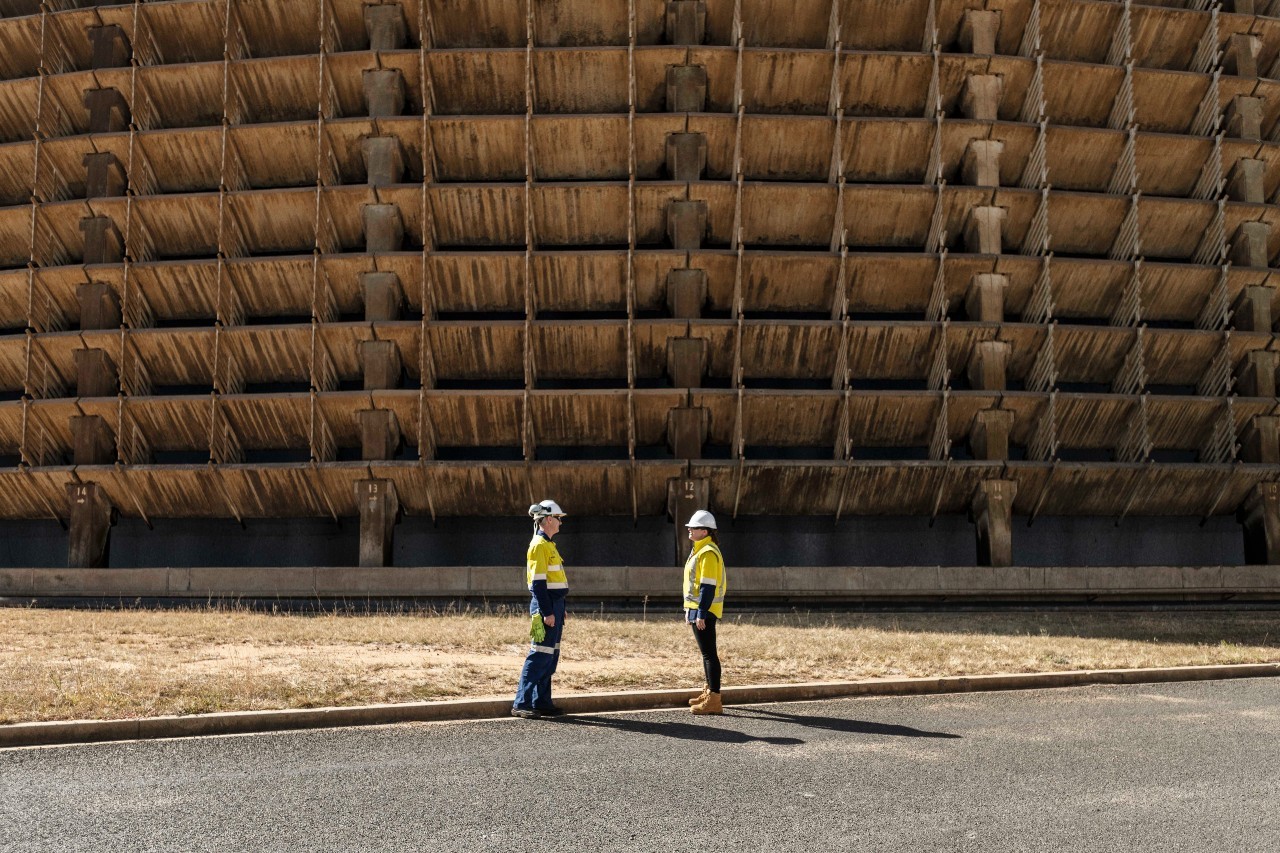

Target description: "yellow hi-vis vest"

left=683, top=538, right=726, bottom=618
left=527, top=535, right=568, bottom=590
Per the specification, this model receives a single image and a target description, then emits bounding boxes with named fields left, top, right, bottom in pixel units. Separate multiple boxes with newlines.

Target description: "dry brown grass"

left=2, top=605, right=1278, bottom=724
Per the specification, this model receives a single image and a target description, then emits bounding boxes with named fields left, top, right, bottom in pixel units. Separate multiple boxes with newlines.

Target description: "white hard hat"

left=685, top=509, right=717, bottom=529
left=529, top=500, right=567, bottom=519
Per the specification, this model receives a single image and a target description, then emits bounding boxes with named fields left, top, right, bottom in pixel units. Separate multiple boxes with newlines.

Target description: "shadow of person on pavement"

left=730, top=706, right=961, bottom=739
left=553, top=714, right=805, bottom=746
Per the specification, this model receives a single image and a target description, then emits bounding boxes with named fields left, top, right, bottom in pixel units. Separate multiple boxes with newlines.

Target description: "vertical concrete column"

left=363, top=69, right=406, bottom=117
left=1241, top=415, right=1280, bottom=463
left=962, top=140, right=1003, bottom=187
left=83, top=152, right=125, bottom=199
left=80, top=216, right=123, bottom=264
left=1232, top=284, right=1274, bottom=331
left=965, top=273, right=1007, bottom=322
left=75, top=348, right=117, bottom=398
left=1225, top=96, right=1263, bottom=141
left=971, top=479, right=1017, bottom=567
left=88, top=25, right=131, bottom=69
left=666, top=336, right=708, bottom=388
left=666, top=0, right=706, bottom=45
left=78, top=282, right=122, bottom=330
left=358, top=409, right=401, bottom=460
left=667, top=476, right=710, bottom=565
left=364, top=3, right=408, bottom=50
left=967, top=341, right=1010, bottom=391
left=356, top=479, right=399, bottom=567
left=667, top=268, right=707, bottom=319
left=1230, top=223, right=1271, bottom=269
left=969, top=409, right=1014, bottom=461
left=361, top=137, right=406, bottom=187
left=959, top=10, right=1000, bottom=55
left=666, top=404, right=709, bottom=459
left=1237, top=350, right=1279, bottom=398
left=71, top=415, right=115, bottom=465
left=361, top=271, right=404, bottom=321
left=361, top=340, right=402, bottom=390
left=963, top=207, right=1006, bottom=255
left=83, top=88, right=130, bottom=133
left=960, top=75, right=1002, bottom=121
left=1239, top=482, right=1280, bottom=564
left=1227, top=159, right=1266, bottom=204
left=1225, top=33, right=1261, bottom=78
left=666, top=132, right=708, bottom=181
left=67, top=482, right=113, bottom=568
left=363, top=204, right=405, bottom=252
left=667, top=200, right=707, bottom=249
left=666, top=65, right=708, bottom=112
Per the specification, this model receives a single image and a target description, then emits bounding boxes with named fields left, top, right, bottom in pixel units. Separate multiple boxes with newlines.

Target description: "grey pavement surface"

left=2, top=679, right=1278, bottom=853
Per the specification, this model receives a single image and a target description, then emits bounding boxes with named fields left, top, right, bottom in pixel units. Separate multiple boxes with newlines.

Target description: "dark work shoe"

left=511, top=707, right=542, bottom=719
left=535, top=705, right=566, bottom=717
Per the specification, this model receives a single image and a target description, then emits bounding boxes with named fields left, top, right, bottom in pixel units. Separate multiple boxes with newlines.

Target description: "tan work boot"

left=687, top=687, right=709, bottom=706
left=690, top=692, right=722, bottom=715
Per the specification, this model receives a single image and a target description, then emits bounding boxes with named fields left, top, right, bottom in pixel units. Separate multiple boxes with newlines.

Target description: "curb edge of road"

left=4, top=662, right=1278, bottom=749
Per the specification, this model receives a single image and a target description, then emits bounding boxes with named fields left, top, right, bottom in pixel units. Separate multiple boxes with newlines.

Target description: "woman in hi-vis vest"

left=512, top=500, right=569, bottom=719
left=683, top=509, right=727, bottom=715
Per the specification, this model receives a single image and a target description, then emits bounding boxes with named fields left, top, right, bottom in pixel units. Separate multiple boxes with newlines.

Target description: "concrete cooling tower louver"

left=0, top=0, right=1279, bottom=572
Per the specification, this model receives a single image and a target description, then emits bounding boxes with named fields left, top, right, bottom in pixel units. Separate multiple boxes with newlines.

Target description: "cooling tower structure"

left=1, top=0, right=1280, bottom=573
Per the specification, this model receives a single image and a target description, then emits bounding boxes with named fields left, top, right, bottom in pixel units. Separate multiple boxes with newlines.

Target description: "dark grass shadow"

left=730, top=706, right=961, bottom=739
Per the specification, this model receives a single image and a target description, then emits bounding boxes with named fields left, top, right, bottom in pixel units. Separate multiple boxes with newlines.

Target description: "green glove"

left=530, top=613, right=546, bottom=643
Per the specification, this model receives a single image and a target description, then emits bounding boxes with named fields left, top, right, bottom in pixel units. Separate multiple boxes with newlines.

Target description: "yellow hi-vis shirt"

left=527, top=534, right=568, bottom=591
left=683, top=538, right=726, bottom=618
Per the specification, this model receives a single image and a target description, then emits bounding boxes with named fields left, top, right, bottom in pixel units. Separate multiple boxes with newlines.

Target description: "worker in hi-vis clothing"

left=683, top=509, right=727, bottom=715
left=512, top=499, right=569, bottom=719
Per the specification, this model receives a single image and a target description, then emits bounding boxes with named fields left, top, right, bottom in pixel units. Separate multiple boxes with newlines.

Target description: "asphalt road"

left=2, top=679, right=1278, bottom=852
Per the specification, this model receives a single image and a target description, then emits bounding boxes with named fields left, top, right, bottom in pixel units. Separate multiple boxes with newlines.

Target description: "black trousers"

left=690, top=613, right=721, bottom=693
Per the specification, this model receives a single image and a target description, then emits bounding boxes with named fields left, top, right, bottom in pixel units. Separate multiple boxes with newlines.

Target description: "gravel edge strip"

left=4, top=662, right=1278, bottom=749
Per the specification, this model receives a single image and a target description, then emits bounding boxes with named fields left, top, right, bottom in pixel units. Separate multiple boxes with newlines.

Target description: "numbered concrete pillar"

left=67, top=482, right=113, bottom=568
left=356, top=479, right=398, bottom=567
left=667, top=476, right=710, bottom=565
left=971, top=479, right=1016, bottom=567
left=1239, top=483, right=1280, bottom=564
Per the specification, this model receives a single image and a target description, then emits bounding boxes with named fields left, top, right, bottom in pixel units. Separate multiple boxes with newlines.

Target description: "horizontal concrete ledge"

left=4, top=663, right=1278, bottom=750
left=2, top=566, right=1280, bottom=602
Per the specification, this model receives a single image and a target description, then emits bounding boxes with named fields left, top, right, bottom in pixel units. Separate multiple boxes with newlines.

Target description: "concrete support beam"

left=666, top=268, right=707, bottom=319
left=959, top=10, right=1000, bottom=55
left=1241, top=414, right=1280, bottom=464
left=80, top=216, right=122, bottom=265
left=667, top=476, right=709, bottom=565
left=962, top=139, right=1003, bottom=187
left=666, top=405, right=708, bottom=459
left=78, top=282, right=121, bottom=330
left=83, top=88, right=129, bottom=133
left=666, top=64, right=707, bottom=112
left=67, top=482, right=114, bottom=569
left=361, top=340, right=402, bottom=390
left=1227, top=158, right=1266, bottom=204
left=1225, top=96, right=1263, bottom=141
left=965, top=273, right=1007, bottom=322
left=967, top=340, right=1010, bottom=391
left=1232, top=284, right=1274, bottom=331
left=667, top=200, right=707, bottom=250
left=75, top=348, right=117, bottom=398
left=1237, top=350, right=1279, bottom=398
left=358, top=409, right=401, bottom=461
left=364, top=3, right=408, bottom=50
left=88, top=24, right=130, bottom=69
left=356, top=479, right=398, bottom=568
left=361, top=136, right=406, bottom=187
left=963, top=206, right=1006, bottom=255
left=1230, top=222, right=1271, bottom=269
left=971, top=479, right=1016, bottom=568
left=1225, top=33, right=1261, bottom=78
left=361, top=271, right=404, bottom=322
left=1239, top=482, right=1280, bottom=565
left=960, top=75, right=1002, bottom=121
left=363, top=69, right=405, bottom=117
left=71, top=414, right=115, bottom=465
left=969, top=409, right=1013, bottom=461
left=83, top=152, right=125, bottom=198
left=363, top=204, right=404, bottom=253
left=666, top=0, right=706, bottom=45
left=666, top=336, right=707, bottom=388
left=665, top=132, right=707, bottom=181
